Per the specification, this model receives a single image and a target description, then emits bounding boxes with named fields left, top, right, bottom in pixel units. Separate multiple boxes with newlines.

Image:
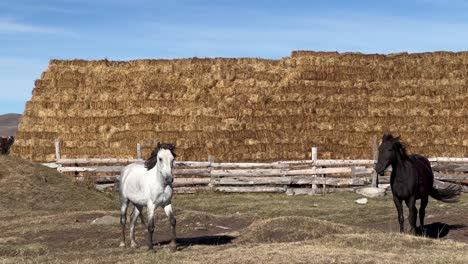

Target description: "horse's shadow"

left=416, top=222, right=466, bottom=239
left=158, top=235, right=236, bottom=250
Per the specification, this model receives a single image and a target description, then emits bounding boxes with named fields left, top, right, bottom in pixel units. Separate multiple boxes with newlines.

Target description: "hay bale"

left=11, top=51, right=468, bottom=162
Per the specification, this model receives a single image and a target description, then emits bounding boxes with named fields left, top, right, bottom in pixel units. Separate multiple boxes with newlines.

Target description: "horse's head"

left=374, top=134, right=407, bottom=175
left=145, top=143, right=176, bottom=185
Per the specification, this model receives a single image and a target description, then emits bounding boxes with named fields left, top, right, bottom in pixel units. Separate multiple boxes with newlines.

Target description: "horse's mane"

left=383, top=134, right=409, bottom=159
left=144, top=143, right=176, bottom=170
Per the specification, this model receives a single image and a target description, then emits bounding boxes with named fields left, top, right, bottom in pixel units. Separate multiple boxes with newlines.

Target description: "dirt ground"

left=1, top=192, right=467, bottom=264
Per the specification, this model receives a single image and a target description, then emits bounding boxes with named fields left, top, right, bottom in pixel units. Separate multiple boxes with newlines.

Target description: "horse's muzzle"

left=166, top=177, right=174, bottom=185
left=374, top=165, right=385, bottom=176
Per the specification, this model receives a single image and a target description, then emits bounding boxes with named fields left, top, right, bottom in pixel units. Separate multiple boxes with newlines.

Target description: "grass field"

left=0, top=156, right=467, bottom=263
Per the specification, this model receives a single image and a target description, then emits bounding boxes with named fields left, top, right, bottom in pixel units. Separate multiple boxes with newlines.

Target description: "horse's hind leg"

left=119, top=198, right=129, bottom=247
left=139, top=208, right=146, bottom=227
left=146, top=202, right=156, bottom=250
left=393, top=196, right=404, bottom=233
left=405, top=196, right=418, bottom=235
left=419, top=195, right=429, bottom=235
left=130, top=204, right=143, bottom=248
left=164, top=204, right=177, bottom=252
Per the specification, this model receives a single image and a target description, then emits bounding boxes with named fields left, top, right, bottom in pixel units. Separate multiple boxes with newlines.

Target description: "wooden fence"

left=43, top=140, right=468, bottom=194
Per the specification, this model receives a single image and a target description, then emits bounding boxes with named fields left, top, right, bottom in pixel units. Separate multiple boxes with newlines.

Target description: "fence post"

left=137, top=143, right=142, bottom=160
left=311, top=147, right=318, bottom=192
left=371, top=135, right=379, bottom=188
left=54, top=139, right=61, bottom=162
left=208, top=155, right=214, bottom=190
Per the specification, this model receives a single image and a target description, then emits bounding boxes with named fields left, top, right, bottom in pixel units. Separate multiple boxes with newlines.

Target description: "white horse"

left=119, top=143, right=177, bottom=251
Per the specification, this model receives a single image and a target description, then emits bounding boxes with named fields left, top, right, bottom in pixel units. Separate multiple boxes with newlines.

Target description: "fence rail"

left=44, top=140, right=468, bottom=194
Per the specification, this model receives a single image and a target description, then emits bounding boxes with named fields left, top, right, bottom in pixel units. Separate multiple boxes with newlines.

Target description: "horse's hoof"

left=130, top=241, right=138, bottom=248
left=147, top=246, right=156, bottom=253
left=119, top=242, right=126, bottom=247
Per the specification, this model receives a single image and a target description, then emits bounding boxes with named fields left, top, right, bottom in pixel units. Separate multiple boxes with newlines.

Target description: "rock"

left=355, top=198, right=368, bottom=205
left=95, top=183, right=114, bottom=192
left=91, top=215, right=120, bottom=225
left=356, top=187, right=386, bottom=198
left=378, top=184, right=391, bottom=191
left=216, top=225, right=232, bottom=230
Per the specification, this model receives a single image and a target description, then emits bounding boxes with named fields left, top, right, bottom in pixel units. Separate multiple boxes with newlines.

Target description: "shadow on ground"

left=417, top=222, right=467, bottom=239
left=159, top=235, right=236, bottom=250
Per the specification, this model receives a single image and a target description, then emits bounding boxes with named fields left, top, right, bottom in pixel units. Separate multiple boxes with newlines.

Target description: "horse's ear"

left=169, top=144, right=176, bottom=158
left=382, top=134, right=391, bottom=141
left=157, top=142, right=161, bottom=148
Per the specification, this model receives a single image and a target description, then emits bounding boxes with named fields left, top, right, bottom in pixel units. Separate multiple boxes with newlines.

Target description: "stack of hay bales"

left=12, top=51, right=468, bottom=162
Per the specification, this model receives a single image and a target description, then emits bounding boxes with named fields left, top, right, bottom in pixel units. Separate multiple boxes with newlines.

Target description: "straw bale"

left=11, top=51, right=468, bottom=161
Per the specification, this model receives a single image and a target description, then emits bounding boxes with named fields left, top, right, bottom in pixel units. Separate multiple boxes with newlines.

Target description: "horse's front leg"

left=393, top=195, right=404, bottom=233
left=419, top=195, right=429, bottom=236
left=146, top=202, right=156, bottom=250
left=405, top=196, right=417, bottom=235
left=164, top=204, right=177, bottom=252
left=119, top=198, right=129, bottom=247
left=130, top=205, right=143, bottom=247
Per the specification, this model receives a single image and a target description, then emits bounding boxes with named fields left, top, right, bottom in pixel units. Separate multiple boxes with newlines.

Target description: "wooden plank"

left=213, top=176, right=292, bottom=185
left=372, top=134, right=378, bottom=188
left=277, top=159, right=376, bottom=166
left=212, top=169, right=283, bottom=177
left=80, top=175, right=211, bottom=186
left=137, top=143, right=142, bottom=160
left=174, top=186, right=211, bottom=194
left=42, top=163, right=60, bottom=169
left=276, top=160, right=313, bottom=165
left=211, top=162, right=285, bottom=168
left=286, top=187, right=355, bottom=195
left=351, top=168, right=374, bottom=175
left=174, top=168, right=211, bottom=177
left=213, top=176, right=368, bottom=186
left=58, top=158, right=140, bottom=164
left=57, top=159, right=211, bottom=167
left=284, top=167, right=362, bottom=175
left=313, top=159, right=376, bottom=166
left=175, top=161, right=212, bottom=167
left=429, top=157, right=468, bottom=163
left=54, top=139, right=61, bottom=161
left=433, top=180, right=468, bottom=193
left=211, top=167, right=371, bottom=177
left=434, top=173, right=468, bottom=181
left=58, top=166, right=123, bottom=173
left=214, top=186, right=287, bottom=193
left=291, top=176, right=367, bottom=186
left=173, top=178, right=211, bottom=186
left=432, top=164, right=468, bottom=173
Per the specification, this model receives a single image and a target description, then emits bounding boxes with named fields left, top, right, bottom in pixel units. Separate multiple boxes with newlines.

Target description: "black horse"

left=374, top=134, right=460, bottom=234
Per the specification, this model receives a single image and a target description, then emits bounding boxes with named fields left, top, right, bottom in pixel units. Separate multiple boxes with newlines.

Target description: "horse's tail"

left=429, top=185, right=461, bottom=203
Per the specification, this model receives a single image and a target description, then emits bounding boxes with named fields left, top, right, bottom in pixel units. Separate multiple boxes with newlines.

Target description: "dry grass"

left=11, top=51, right=468, bottom=162
left=1, top=209, right=467, bottom=264
left=0, top=157, right=467, bottom=263
left=0, top=156, right=115, bottom=211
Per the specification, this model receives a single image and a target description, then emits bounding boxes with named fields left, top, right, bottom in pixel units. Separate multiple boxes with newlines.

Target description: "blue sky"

left=1, top=0, right=468, bottom=114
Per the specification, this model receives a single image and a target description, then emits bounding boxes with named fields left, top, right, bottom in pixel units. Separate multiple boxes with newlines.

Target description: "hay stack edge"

left=12, top=51, right=468, bottom=162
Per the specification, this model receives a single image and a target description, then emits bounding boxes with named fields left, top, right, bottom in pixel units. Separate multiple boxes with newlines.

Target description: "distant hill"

left=0, top=113, right=22, bottom=137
